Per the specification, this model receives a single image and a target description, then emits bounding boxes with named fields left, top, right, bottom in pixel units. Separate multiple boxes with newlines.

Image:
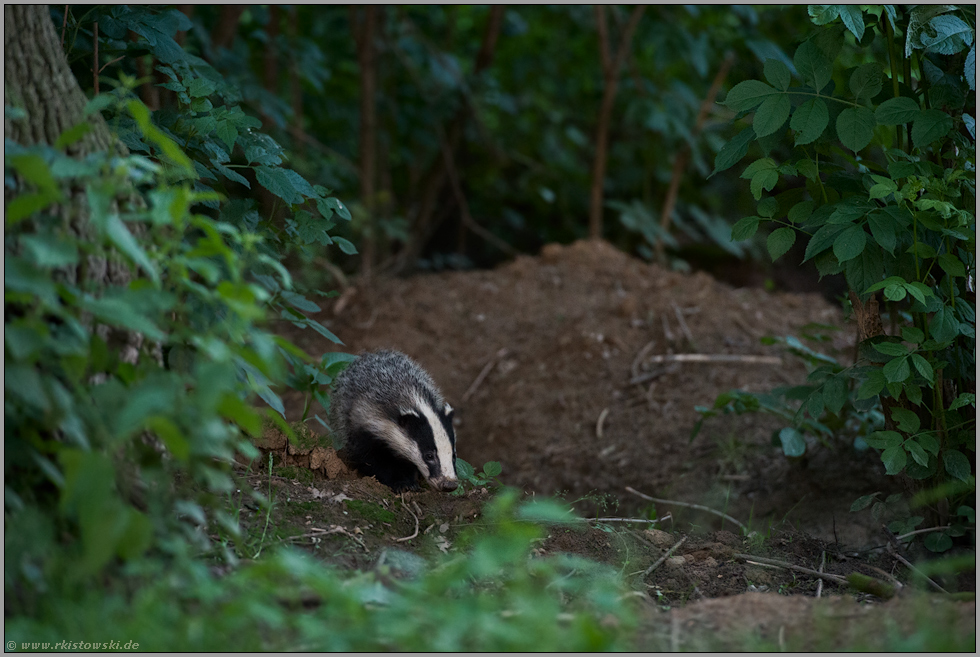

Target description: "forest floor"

left=245, top=239, right=974, bottom=649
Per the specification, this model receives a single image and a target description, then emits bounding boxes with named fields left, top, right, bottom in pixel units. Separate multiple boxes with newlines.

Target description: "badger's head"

left=357, top=390, right=459, bottom=492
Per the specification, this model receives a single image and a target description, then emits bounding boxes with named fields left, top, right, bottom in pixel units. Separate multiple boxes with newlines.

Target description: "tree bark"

left=588, top=5, right=645, bottom=241
left=4, top=5, right=113, bottom=154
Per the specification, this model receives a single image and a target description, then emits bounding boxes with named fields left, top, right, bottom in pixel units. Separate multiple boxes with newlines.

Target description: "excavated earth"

left=245, top=239, right=974, bottom=648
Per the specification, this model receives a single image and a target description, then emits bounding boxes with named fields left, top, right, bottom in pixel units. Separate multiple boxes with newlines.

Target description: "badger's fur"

left=330, top=350, right=458, bottom=492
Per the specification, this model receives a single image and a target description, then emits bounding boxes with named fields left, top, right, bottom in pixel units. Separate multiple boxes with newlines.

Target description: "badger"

left=330, top=349, right=459, bottom=492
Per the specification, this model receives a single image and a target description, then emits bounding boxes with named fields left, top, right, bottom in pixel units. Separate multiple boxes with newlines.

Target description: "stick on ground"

left=626, top=487, right=748, bottom=533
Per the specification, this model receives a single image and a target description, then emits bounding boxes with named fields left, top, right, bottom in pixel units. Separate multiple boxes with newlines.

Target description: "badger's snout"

left=429, top=477, right=458, bottom=492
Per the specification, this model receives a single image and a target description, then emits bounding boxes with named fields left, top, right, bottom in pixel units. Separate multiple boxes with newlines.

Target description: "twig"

left=816, top=550, right=826, bottom=598
left=895, top=525, right=951, bottom=542
left=629, top=354, right=782, bottom=385
left=642, top=535, right=688, bottom=579
left=626, top=486, right=748, bottom=533
left=595, top=407, right=609, bottom=440
left=672, top=303, right=696, bottom=350
left=395, top=501, right=419, bottom=543
left=734, top=553, right=848, bottom=585
left=660, top=314, right=675, bottom=345
left=462, top=348, right=508, bottom=403
left=589, top=514, right=672, bottom=526
left=655, top=51, right=734, bottom=263
left=887, top=543, right=949, bottom=594
left=93, top=22, right=99, bottom=95
left=630, top=340, right=657, bottom=379
left=98, top=55, right=124, bottom=73
left=61, top=5, right=69, bottom=47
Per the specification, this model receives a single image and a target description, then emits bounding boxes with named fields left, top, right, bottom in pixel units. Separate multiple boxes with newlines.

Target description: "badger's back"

left=331, top=350, right=458, bottom=492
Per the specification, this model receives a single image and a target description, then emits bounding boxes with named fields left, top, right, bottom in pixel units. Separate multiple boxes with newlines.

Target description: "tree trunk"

left=588, top=5, right=645, bottom=241
left=4, top=5, right=113, bottom=153
left=211, top=5, right=245, bottom=52
left=353, top=5, right=379, bottom=279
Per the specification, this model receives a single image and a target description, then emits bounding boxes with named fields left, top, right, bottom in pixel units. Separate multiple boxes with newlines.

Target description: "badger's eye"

left=424, top=451, right=436, bottom=462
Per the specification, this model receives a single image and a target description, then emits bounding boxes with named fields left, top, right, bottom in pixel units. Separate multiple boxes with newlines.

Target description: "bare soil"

left=247, top=240, right=974, bottom=648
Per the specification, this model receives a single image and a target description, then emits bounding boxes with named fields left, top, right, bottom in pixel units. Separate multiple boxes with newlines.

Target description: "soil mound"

left=282, top=240, right=899, bottom=547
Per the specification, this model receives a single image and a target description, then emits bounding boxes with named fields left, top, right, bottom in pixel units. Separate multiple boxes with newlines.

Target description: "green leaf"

left=928, top=306, right=959, bottom=343
left=845, top=244, right=883, bottom=297
left=808, top=5, right=840, bottom=25
left=332, top=236, right=358, bottom=255
left=794, top=39, right=833, bottom=91
left=787, top=200, right=814, bottom=224
left=838, top=5, right=866, bottom=41
left=836, top=106, right=877, bottom=152
left=803, top=222, right=848, bottom=262
left=901, top=326, right=925, bottom=344
left=279, top=290, right=320, bottom=313
left=924, top=531, right=953, bottom=552
left=910, top=353, right=934, bottom=383
left=106, top=215, right=159, bottom=285
left=890, top=407, right=921, bottom=433
left=778, top=427, right=806, bottom=457
left=943, top=449, right=972, bottom=482
left=483, top=461, right=503, bottom=478
left=723, top=80, right=779, bottom=111
left=216, top=120, right=238, bottom=152
left=54, top=122, right=92, bottom=150
left=867, top=175, right=897, bottom=200
left=19, top=234, right=79, bottom=268
left=911, top=109, right=953, bottom=148
left=881, top=445, right=907, bottom=474
left=767, top=227, right=796, bottom=262
left=947, top=393, right=975, bottom=411
left=711, top=127, right=755, bottom=176
left=456, top=458, right=475, bottom=479
left=917, top=434, right=940, bottom=457
left=882, top=356, right=910, bottom=383
left=850, top=493, right=878, bottom=512
left=833, top=224, right=867, bottom=262
left=849, top=63, right=882, bottom=100
left=757, top=197, right=779, bottom=218
left=823, top=375, right=847, bottom=415
left=6, top=193, right=57, bottom=224
left=919, top=14, right=973, bottom=55
left=936, top=253, right=966, bottom=278
left=764, top=58, right=791, bottom=91
left=78, top=295, right=165, bottom=342
left=857, top=369, right=886, bottom=399
left=255, top=166, right=305, bottom=205
left=875, top=97, right=919, bottom=125
left=323, top=197, right=352, bottom=221
left=905, top=440, right=929, bottom=467
left=867, top=210, right=897, bottom=254
left=790, top=98, right=830, bottom=145
left=865, top=430, right=903, bottom=450
left=731, top=216, right=761, bottom=241
left=753, top=94, right=791, bottom=137
left=872, top=341, right=908, bottom=357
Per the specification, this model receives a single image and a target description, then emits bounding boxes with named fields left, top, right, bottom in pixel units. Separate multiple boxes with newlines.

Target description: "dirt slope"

left=281, top=239, right=901, bottom=548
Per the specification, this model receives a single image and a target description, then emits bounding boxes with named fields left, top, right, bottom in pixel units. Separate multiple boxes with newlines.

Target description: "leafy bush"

left=703, top=5, right=975, bottom=546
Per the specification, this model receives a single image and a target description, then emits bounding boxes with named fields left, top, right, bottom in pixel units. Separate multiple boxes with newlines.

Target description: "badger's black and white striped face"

left=355, top=391, right=458, bottom=491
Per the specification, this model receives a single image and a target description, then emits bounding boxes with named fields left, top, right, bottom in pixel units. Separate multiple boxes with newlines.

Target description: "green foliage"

left=453, top=458, right=503, bottom=495
left=5, top=492, right=635, bottom=651
left=708, top=5, right=976, bottom=548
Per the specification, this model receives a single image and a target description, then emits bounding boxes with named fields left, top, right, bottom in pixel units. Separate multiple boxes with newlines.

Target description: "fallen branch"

left=626, top=486, right=747, bottom=533
left=895, top=525, right=951, bottom=542
left=734, top=553, right=848, bottom=585
left=589, top=514, right=672, bottom=526
left=629, top=353, right=783, bottom=385
left=462, top=348, right=508, bottom=403
left=642, top=535, right=688, bottom=579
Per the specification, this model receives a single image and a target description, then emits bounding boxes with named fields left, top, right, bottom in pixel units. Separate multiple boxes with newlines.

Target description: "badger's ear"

left=443, top=402, right=454, bottom=419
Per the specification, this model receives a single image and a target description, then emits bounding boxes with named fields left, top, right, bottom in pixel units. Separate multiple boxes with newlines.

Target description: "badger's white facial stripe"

left=413, top=391, right=457, bottom=483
